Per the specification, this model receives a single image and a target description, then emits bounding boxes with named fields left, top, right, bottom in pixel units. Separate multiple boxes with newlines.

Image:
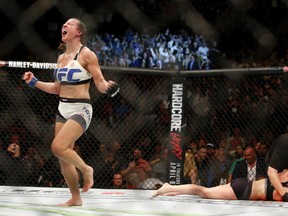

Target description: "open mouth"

left=62, top=29, right=67, bottom=35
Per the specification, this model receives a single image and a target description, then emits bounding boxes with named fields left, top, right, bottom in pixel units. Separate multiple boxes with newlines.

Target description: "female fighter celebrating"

left=22, top=18, right=118, bottom=206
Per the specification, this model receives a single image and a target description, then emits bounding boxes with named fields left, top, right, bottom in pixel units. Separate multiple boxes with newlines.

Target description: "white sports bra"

left=54, top=46, right=92, bottom=85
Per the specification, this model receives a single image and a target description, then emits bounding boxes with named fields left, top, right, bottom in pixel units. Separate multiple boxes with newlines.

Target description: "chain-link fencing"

left=1, top=66, right=288, bottom=189
left=1, top=0, right=288, bottom=190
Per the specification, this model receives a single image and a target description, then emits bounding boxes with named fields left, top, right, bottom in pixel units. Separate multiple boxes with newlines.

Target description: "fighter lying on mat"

left=153, top=170, right=288, bottom=201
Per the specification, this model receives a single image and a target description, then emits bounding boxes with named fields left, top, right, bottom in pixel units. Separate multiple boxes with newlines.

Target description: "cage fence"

left=0, top=0, right=288, bottom=189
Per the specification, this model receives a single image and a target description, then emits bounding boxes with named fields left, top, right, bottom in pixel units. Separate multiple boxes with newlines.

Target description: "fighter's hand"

left=8, top=143, right=20, bottom=154
left=283, top=66, right=288, bottom=73
left=106, top=81, right=120, bottom=97
left=128, top=161, right=136, bottom=169
left=22, top=71, right=34, bottom=84
left=0, top=61, right=5, bottom=67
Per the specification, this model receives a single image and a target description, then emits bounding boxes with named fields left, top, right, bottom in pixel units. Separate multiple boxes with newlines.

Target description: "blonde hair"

left=184, top=151, right=198, bottom=184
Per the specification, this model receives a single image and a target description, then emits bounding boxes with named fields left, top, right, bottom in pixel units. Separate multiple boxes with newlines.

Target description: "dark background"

left=1, top=0, right=288, bottom=65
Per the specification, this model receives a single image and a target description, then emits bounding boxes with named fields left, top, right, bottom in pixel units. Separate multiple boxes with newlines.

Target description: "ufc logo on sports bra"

left=54, top=68, right=82, bottom=82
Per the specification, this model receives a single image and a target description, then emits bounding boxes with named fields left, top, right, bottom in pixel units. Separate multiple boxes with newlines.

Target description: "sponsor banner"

left=167, top=77, right=187, bottom=185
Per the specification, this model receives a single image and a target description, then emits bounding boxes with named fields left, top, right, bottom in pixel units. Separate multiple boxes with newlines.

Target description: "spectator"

left=150, top=147, right=169, bottom=183
left=183, top=148, right=198, bottom=184
left=256, top=142, right=268, bottom=162
left=110, top=140, right=126, bottom=172
left=0, top=142, right=29, bottom=185
left=98, top=143, right=108, bottom=158
left=229, top=145, right=244, bottom=162
left=206, top=143, right=216, bottom=162
left=186, top=54, right=200, bottom=70
left=91, top=149, right=114, bottom=188
left=111, top=140, right=122, bottom=156
left=195, top=146, right=209, bottom=186
left=137, top=136, right=154, bottom=159
left=23, top=146, right=45, bottom=185
left=218, top=139, right=228, bottom=149
left=186, top=139, right=198, bottom=154
left=7, top=143, right=21, bottom=158
left=227, top=157, right=244, bottom=184
left=206, top=148, right=231, bottom=187
left=231, top=146, right=267, bottom=182
left=149, top=145, right=162, bottom=164
left=226, top=127, right=246, bottom=152
left=197, top=138, right=206, bottom=149
left=165, top=54, right=179, bottom=71
left=120, top=148, right=152, bottom=189
left=110, top=172, right=126, bottom=189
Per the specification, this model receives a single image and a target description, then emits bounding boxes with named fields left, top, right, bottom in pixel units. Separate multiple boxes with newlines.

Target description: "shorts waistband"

left=59, top=97, right=91, bottom=104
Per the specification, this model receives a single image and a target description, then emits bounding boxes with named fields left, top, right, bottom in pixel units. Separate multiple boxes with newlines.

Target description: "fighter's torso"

left=54, top=46, right=92, bottom=85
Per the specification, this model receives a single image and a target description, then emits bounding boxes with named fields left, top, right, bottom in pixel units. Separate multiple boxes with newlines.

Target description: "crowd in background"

left=2, top=11, right=288, bottom=190
left=83, top=0, right=288, bottom=71
left=0, top=127, right=272, bottom=190
left=87, top=29, right=217, bottom=70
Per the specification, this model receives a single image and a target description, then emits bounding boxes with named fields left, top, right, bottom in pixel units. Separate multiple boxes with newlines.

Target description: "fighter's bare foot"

left=153, top=183, right=171, bottom=197
left=82, top=166, right=94, bottom=192
left=57, top=198, right=83, bottom=207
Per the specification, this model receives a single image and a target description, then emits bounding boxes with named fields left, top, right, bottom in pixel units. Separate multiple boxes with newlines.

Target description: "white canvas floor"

left=0, top=186, right=287, bottom=216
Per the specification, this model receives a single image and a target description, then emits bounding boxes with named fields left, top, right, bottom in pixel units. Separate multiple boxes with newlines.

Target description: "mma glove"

left=282, top=192, right=288, bottom=202
left=106, top=82, right=120, bottom=97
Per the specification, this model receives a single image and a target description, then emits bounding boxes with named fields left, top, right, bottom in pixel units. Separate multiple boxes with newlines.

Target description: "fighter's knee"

left=51, top=141, right=63, bottom=156
left=50, top=144, right=58, bottom=155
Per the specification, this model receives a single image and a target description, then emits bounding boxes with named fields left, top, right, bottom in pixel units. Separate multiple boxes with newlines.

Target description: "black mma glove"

left=106, top=82, right=120, bottom=97
left=282, top=192, right=288, bottom=202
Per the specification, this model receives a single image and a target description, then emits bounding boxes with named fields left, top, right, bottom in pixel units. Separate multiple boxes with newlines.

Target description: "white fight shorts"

left=56, top=97, right=92, bottom=131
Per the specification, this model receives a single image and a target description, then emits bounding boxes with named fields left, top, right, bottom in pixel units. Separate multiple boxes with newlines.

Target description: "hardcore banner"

left=167, top=77, right=187, bottom=185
